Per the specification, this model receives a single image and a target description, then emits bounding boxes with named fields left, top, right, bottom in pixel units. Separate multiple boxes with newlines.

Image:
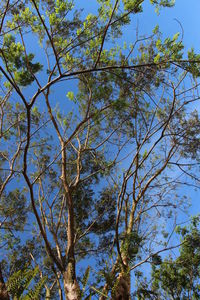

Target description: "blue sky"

left=164, top=0, right=200, bottom=49
left=145, top=0, right=200, bottom=51
left=79, top=0, right=200, bottom=52
left=121, top=0, right=200, bottom=53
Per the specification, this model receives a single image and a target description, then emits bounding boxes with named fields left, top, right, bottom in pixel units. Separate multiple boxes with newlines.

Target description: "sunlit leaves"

left=123, top=0, right=143, bottom=12
left=186, top=48, right=200, bottom=78
left=1, top=35, right=43, bottom=86
left=150, top=0, right=175, bottom=14
left=153, top=31, right=183, bottom=64
left=66, top=91, right=74, bottom=101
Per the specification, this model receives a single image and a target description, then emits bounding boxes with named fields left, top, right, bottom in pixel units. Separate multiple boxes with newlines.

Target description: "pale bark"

left=45, top=287, right=51, bottom=300
left=61, top=145, right=80, bottom=300
left=63, top=270, right=80, bottom=300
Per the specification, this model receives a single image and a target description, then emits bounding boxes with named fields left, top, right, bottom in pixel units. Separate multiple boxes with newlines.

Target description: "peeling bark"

left=62, top=189, right=80, bottom=300
left=63, top=269, right=80, bottom=300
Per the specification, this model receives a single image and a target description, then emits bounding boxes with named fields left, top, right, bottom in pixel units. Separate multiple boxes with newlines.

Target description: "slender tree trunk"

left=63, top=212, right=80, bottom=299
left=112, top=204, right=136, bottom=300
left=0, top=264, right=9, bottom=300
left=63, top=210, right=79, bottom=299
left=63, top=269, right=80, bottom=300
left=63, top=194, right=80, bottom=300
left=45, top=288, right=51, bottom=300
left=63, top=237, right=80, bottom=299
left=112, top=252, right=131, bottom=300
left=112, top=195, right=138, bottom=299
left=112, top=271, right=130, bottom=300
left=63, top=197, right=80, bottom=300
left=60, top=144, right=80, bottom=300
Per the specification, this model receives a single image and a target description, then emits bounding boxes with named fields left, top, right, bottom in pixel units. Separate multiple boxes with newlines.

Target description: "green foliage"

left=66, top=91, right=75, bottom=101
left=1, top=34, right=42, bottom=86
left=151, top=254, right=162, bottom=265
left=186, top=48, right=200, bottom=77
left=80, top=266, right=90, bottom=299
left=123, top=0, right=143, bottom=12
left=121, top=231, right=142, bottom=262
left=136, top=217, right=200, bottom=299
left=7, top=267, right=46, bottom=300
left=150, top=0, right=175, bottom=14
left=0, top=188, right=27, bottom=232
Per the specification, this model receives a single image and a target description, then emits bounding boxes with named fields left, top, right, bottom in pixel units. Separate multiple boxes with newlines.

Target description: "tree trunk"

left=63, top=217, right=80, bottom=300
left=99, top=250, right=131, bottom=299
left=63, top=198, right=80, bottom=300
left=45, top=287, right=51, bottom=299
left=0, top=264, right=9, bottom=300
left=112, top=252, right=131, bottom=300
left=112, top=272, right=130, bottom=300
left=63, top=266, right=80, bottom=300
left=61, top=145, right=80, bottom=300
left=63, top=220, right=80, bottom=300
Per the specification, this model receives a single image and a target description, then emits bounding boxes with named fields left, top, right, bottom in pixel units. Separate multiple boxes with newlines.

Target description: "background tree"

left=0, top=0, right=200, bottom=299
left=135, top=216, right=200, bottom=300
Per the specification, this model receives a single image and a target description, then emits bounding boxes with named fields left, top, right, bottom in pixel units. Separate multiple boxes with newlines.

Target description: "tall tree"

left=0, top=0, right=200, bottom=299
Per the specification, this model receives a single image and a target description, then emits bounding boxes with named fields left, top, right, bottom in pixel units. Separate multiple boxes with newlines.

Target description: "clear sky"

left=143, top=0, right=200, bottom=51
left=116, top=0, right=200, bottom=53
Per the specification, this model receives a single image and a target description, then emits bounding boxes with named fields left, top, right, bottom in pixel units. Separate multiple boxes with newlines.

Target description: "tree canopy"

left=0, top=0, right=200, bottom=299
